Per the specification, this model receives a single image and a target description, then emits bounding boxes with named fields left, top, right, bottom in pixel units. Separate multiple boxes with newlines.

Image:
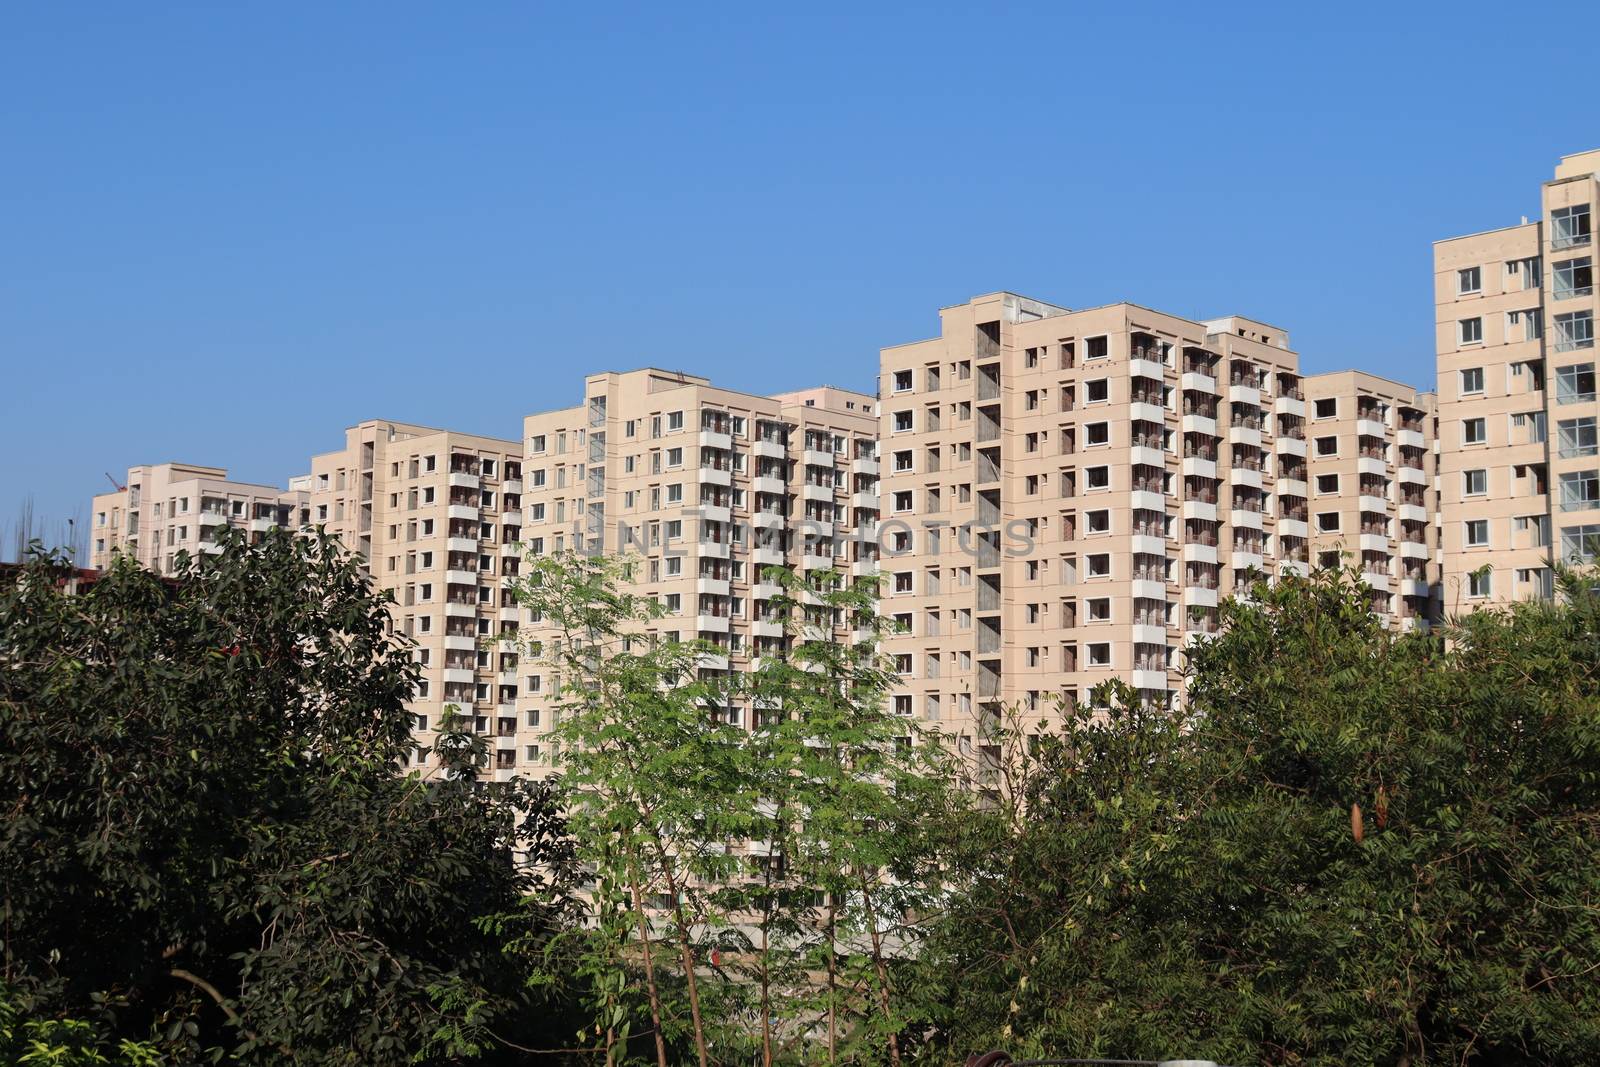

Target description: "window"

left=1556, top=362, right=1596, bottom=403
left=1086, top=509, right=1110, bottom=533
left=529, top=435, right=546, bottom=454
left=893, top=571, right=913, bottom=594
left=1464, top=519, right=1489, bottom=547
left=1315, top=473, right=1339, bottom=495
left=893, top=449, right=913, bottom=472
left=1553, top=257, right=1593, bottom=300
left=1561, top=524, right=1600, bottom=562
left=893, top=490, right=913, bottom=512
left=893, top=369, right=913, bottom=392
left=1086, top=336, right=1109, bottom=360
left=1463, top=418, right=1487, bottom=445
left=1463, top=469, right=1488, bottom=495
left=1554, top=311, right=1594, bottom=352
left=1316, top=512, right=1341, bottom=533
left=1086, top=465, right=1110, bottom=490
left=1457, top=265, right=1481, bottom=294
left=1313, top=397, right=1337, bottom=419
left=1314, top=435, right=1338, bottom=457
left=1087, top=597, right=1111, bottom=622
left=666, top=447, right=683, bottom=467
left=1087, top=642, right=1111, bottom=666
left=1559, top=470, right=1600, bottom=512
left=1552, top=203, right=1591, bottom=250
left=1086, top=378, right=1109, bottom=403
left=1459, top=367, right=1484, bottom=394
left=1086, top=553, right=1110, bottom=578
left=1085, top=422, right=1110, bottom=446
left=1558, top=417, right=1598, bottom=458
left=1468, top=570, right=1492, bottom=599
left=667, top=411, right=685, bottom=431
left=1459, top=317, right=1483, bottom=345
left=893, top=410, right=913, bottom=433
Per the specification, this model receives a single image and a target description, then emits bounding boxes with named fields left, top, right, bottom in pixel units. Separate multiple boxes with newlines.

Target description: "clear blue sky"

left=4, top=2, right=1595, bottom=538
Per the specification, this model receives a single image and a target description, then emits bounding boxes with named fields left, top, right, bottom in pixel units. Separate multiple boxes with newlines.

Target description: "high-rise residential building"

left=1435, top=149, right=1600, bottom=607
left=875, top=292, right=1339, bottom=750
left=305, top=420, right=524, bottom=778
left=515, top=369, right=878, bottom=773
left=89, top=463, right=307, bottom=574
left=1302, top=371, right=1440, bottom=629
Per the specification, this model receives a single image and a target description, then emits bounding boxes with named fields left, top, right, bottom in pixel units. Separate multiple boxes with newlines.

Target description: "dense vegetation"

left=4, top=536, right=1598, bottom=1065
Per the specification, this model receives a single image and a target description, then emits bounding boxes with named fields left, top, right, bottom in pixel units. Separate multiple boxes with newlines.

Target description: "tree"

left=0, top=531, right=579, bottom=1065
left=918, top=565, right=1600, bottom=1065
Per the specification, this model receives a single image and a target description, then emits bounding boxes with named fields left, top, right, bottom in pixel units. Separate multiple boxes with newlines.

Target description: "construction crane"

left=104, top=472, right=125, bottom=492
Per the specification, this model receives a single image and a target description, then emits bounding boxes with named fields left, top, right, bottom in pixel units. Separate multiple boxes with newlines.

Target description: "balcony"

left=1357, top=457, right=1387, bottom=478
left=446, top=568, right=479, bottom=586
left=695, top=614, right=731, bottom=633
left=1126, top=578, right=1163, bottom=602
left=851, top=490, right=878, bottom=511
left=447, top=535, right=479, bottom=554
left=1359, top=493, right=1388, bottom=514
left=1229, top=426, right=1261, bottom=448
left=700, top=467, right=732, bottom=488
left=753, top=546, right=784, bottom=566
left=1401, top=577, right=1432, bottom=599
left=696, top=577, right=730, bottom=597
left=752, top=475, right=785, bottom=496
left=1359, top=533, right=1389, bottom=552
left=802, top=448, right=834, bottom=468
left=1229, top=384, right=1261, bottom=407
left=1230, top=468, right=1263, bottom=490
left=850, top=457, right=879, bottom=476
left=699, top=503, right=732, bottom=525
left=1397, top=503, right=1428, bottom=524
left=448, top=472, right=480, bottom=490
left=1182, top=413, right=1218, bottom=437
left=699, top=429, right=733, bottom=452
left=1398, top=466, right=1426, bottom=485
left=851, top=558, right=879, bottom=577
left=1129, top=400, right=1166, bottom=425
left=1129, top=489, right=1166, bottom=513
left=501, top=478, right=522, bottom=495
left=442, top=668, right=476, bottom=686
left=1183, top=500, right=1218, bottom=522
left=1183, top=456, right=1217, bottom=480
left=1396, top=428, right=1424, bottom=449
left=1128, top=355, right=1165, bottom=379
left=800, top=482, right=833, bottom=503
left=698, top=540, right=731, bottom=559
left=1130, top=533, right=1166, bottom=556
left=1361, top=570, right=1391, bottom=592
left=1275, top=477, right=1307, bottom=498
left=1356, top=418, right=1388, bottom=439
left=752, top=511, right=783, bottom=531
left=501, top=508, right=522, bottom=525
left=1274, top=395, right=1306, bottom=418
left=444, top=634, right=477, bottom=652
left=447, top=503, right=478, bottom=522
left=444, top=600, right=477, bottom=618
left=1183, top=586, right=1219, bottom=608
left=1279, top=559, right=1310, bottom=578
left=1182, top=542, right=1218, bottom=565
left=1131, top=625, right=1168, bottom=649
left=1230, top=509, right=1263, bottom=529
left=1278, top=518, right=1308, bottom=538
left=1400, top=541, right=1429, bottom=560
left=1231, top=550, right=1264, bottom=572
left=1182, top=370, right=1217, bottom=393
left=199, top=511, right=229, bottom=527
left=751, top=581, right=782, bottom=600
left=500, top=539, right=521, bottom=556
left=752, top=619, right=784, bottom=639
left=753, top=439, right=785, bottom=460
left=1277, top=436, right=1306, bottom=457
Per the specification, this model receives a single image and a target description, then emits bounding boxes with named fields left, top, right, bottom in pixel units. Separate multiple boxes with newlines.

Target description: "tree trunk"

left=625, top=854, right=670, bottom=1067
left=858, top=873, right=901, bottom=1067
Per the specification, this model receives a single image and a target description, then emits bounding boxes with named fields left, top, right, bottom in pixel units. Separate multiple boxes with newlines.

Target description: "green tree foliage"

left=0, top=532, right=577, bottom=1065
left=510, top=553, right=960, bottom=1066
left=918, top=565, right=1600, bottom=1065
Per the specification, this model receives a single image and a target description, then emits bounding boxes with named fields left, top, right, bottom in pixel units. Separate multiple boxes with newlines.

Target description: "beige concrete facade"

left=514, top=369, right=878, bottom=779
left=305, top=420, right=524, bottom=776
left=1435, top=150, right=1600, bottom=607
left=874, top=292, right=1376, bottom=755
left=90, top=463, right=307, bottom=574
left=1302, top=371, right=1440, bottom=629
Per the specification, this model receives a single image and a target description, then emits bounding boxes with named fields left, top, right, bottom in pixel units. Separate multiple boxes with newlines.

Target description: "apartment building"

left=1435, top=149, right=1600, bottom=606
left=876, top=292, right=1333, bottom=753
left=1302, top=372, right=1440, bottom=629
left=305, top=420, right=524, bottom=777
left=89, top=462, right=307, bottom=574
left=514, top=368, right=879, bottom=776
